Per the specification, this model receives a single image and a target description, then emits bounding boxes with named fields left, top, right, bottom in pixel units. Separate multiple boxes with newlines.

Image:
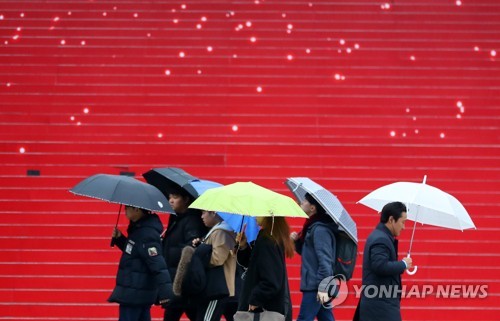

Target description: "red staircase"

left=1, top=0, right=499, bottom=320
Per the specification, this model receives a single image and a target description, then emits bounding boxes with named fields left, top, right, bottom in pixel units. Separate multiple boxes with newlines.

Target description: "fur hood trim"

left=173, top=246, right=195, bottom=296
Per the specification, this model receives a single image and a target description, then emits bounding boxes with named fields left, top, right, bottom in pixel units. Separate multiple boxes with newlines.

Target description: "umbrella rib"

left=142, top=183, right=156, bottom=212
left=108, top=178, right=122, bottom=205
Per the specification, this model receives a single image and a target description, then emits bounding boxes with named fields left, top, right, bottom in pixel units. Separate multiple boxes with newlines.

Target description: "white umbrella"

left=358, top=175, right=475, bottom=275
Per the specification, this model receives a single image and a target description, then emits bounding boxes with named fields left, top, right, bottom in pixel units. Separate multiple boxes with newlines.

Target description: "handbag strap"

left=283, top=269, right=290, bottom=318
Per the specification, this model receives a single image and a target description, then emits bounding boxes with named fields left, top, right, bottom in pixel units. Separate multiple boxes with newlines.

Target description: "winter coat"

left=173, top=222, right=236, bottom=299
left=359, top=223, right=406, bottom=321
left=203, top=221, right=237, bottom=297
left=295, top=221, right=337, bottom=291
left=179, top=243, right=213, bottom=297
left=108, top=213, right=173, bottom=306
left=237, top=231, right=292, bottom=321
left=162, top=208, right=207, bottom=279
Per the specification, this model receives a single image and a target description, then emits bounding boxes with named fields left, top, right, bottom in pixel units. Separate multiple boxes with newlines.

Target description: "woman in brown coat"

left=193, top=211, right=237, bottom=321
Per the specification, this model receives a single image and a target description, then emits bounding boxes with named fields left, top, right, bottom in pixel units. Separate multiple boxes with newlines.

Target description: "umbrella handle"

left=110, top=204, right=122, bottom=248
left=406, top=266, right=418, bottom=275
left=405, top=253, right=418, bottom=275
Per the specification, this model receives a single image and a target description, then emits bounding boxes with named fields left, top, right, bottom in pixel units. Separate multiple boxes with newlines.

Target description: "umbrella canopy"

left=217, top=212, right=260, bottom=243
left=185, top=179, right=223, bottom=199
left=188, top=179, right=260, bottom=242
left=70, top=174, right=173, bottom=213
left=358, top=175, right=475, bottom=231
left=143, top=167, right=199, bottom=198
left=358, top=175, right=475, bottom=275
left=285, top=177, right=358, bottom=243
left=189, top=181, right=308, bottom=218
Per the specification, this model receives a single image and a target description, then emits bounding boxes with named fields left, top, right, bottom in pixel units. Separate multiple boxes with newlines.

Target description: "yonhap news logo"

left=318, top=274, right=349, bottom=308
left=317, top=276, right=489, bottom=309
left=352, top=284, right=489, bottom=299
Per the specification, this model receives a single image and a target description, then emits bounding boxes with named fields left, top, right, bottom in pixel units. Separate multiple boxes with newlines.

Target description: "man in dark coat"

left=357, top=201, right=413, bottom=321
left=109, top=206, right=173, bottom=321
left=162, top=189, right=208, bottom=321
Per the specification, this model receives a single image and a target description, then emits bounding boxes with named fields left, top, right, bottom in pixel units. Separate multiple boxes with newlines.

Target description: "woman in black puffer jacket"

left=109, top=206, right=173, bottom=321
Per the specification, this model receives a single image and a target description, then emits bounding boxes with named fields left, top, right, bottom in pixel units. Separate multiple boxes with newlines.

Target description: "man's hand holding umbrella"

left=403, top=256, right=413, bottom=270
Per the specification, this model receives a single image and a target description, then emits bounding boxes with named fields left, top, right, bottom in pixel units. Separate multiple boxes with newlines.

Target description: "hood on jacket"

left=204, top=221, right=234, bottom=240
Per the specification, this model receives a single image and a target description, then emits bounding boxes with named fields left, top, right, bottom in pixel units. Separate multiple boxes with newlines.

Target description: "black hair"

left=304, top=193, right=326, bottom=216
left=380, top=202, right=407, bottom=223
left=168, top=187, right=193, bottom=204
left=125, top=205, right=151, bottom=215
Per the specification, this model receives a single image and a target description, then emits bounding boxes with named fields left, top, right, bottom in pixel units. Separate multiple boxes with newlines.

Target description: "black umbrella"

left=143, top=167, right=200, bottom=199
left=70, top=174, right=175, bottom=246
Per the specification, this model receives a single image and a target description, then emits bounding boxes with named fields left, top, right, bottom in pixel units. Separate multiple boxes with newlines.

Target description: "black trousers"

left=119, top=305, right=151, bottom=321
left=223, top=300, right=238, bottom=321
left=196, top=298, right=229, bottom=321
left=164, top=305, right=197, bottom=321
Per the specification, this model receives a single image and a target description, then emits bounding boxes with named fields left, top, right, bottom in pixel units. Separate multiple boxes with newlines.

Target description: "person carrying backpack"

left=178, top=211, right=236, bottom=321
left=291, top=193, right=337, bottom=321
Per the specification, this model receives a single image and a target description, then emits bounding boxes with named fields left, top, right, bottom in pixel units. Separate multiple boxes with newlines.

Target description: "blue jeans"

left=296, top=291, right=335, bottom=321
left=119, top=305, right=151, bottom=321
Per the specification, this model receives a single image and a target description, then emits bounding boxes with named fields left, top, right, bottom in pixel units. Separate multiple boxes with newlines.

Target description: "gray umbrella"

left=70, top=174, right=174, bottom=247
left=143, top=167, right=200, bottom=199
left=70, top=174, right=173, bottom=213
left=285, top=177, right=358, bottom=243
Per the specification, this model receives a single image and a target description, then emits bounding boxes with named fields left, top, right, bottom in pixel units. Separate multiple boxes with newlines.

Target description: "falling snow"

left=0, top=0, right=495, bottom=155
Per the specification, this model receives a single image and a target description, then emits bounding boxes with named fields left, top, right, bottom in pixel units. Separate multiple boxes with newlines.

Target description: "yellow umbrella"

left=189, top=181, right=308, bottom=218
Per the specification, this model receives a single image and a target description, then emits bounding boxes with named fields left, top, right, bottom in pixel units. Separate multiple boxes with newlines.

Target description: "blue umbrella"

left=187, top=179, right=223, bottom=197
left=217, top=212, right=260, bottom=243
left=190, top=179, right=260, bottom=242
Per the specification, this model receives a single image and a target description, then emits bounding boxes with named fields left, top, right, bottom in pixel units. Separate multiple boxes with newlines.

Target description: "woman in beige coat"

left=193, top=211, right=236, bottom=321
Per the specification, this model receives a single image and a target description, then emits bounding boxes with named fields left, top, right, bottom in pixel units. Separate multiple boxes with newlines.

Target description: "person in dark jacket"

left=357, top=201, right=413, bottom=321
left=162, top=188, right=208, bottom=321
left=236, top=216, right=294, bottom=321
left=109, top=205, right=173, bottom=321
left=291, top=193, right=337, bottom=321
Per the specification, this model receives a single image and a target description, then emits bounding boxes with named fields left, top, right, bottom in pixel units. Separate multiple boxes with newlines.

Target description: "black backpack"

left=310, top=225, right=357, bottom=281
left=334, top=230, right=357, bottom=281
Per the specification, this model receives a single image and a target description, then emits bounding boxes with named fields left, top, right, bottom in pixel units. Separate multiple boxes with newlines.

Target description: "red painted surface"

left=0, top=1, right=499, bottom=320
